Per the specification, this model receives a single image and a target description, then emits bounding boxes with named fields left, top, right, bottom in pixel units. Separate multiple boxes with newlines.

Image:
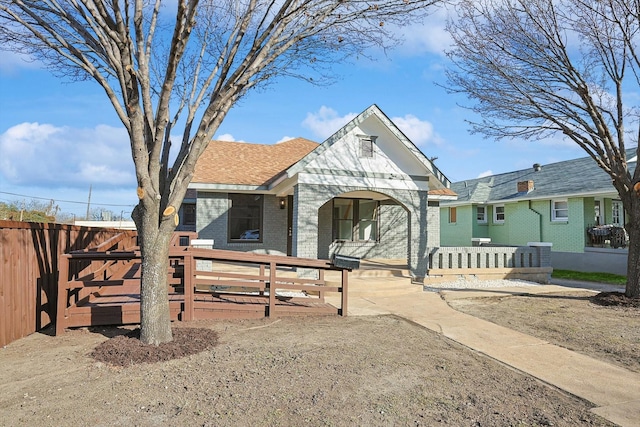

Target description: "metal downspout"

left=528, top=201, right=544, bottom=241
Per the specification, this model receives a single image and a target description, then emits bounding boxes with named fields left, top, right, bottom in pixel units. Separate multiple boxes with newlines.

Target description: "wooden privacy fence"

left=55, top=246, right=350, bottom=334
left=0, top=220, right=137, bottom=347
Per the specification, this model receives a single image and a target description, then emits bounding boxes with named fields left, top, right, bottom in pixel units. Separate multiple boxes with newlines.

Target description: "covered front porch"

left=288, top=184, right=439, bottom=282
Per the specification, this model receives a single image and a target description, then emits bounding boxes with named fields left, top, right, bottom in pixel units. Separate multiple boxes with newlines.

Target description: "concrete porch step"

left=349, top=259, right=411, bottom=279
left=349, top=268, right=412, bottom=279
left=346, top=276, right=423, bottom=297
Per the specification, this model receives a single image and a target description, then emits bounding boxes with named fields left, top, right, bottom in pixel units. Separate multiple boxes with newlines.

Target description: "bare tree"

left=0, top=0, right=442, bottom=344
left=444, top=0, right=640, bottom=298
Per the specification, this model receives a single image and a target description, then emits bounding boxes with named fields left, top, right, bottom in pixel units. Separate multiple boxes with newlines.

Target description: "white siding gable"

left=299, top=114, right=431, bottom=191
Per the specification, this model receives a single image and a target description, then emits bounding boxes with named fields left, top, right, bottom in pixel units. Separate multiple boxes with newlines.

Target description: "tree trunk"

left=625, top=208, right=640, bottom=298
left=136, top=216, right=174, bottom=345
left=139, top=240, right=173, bottom=344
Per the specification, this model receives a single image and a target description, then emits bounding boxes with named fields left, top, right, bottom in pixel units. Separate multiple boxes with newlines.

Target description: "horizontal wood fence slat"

left=55, top=247, right=350, bottom=334
left=0, top=220, right=137, bottom=347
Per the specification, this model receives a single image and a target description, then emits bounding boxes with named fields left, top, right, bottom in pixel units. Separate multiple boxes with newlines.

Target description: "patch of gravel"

left=424, top=276, right=541, bottom=291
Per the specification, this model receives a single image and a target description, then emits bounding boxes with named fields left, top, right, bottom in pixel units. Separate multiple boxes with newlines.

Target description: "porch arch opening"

left=315, top=190, right=410, bottom=264
left=292, top=184, right=431, bottom=282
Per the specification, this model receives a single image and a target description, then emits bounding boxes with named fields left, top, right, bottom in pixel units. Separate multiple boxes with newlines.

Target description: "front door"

left=612, top=200, right=624, bottom=227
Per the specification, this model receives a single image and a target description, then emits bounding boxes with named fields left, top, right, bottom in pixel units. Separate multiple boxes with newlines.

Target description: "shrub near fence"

left=0, top=220, right=137, bottom=347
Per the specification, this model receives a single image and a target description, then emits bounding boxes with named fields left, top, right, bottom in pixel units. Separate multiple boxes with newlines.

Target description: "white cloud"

left=392, top=114, right=441, bottom=146
left=0, top=122, right=135, bottom=188
left=302, top=106, right=357, bottom=139
left=302, top=107, right=441, bottom=147
left=215, top=133, right=238, bottom=142
left=275, top=136, right=296, bottom=144
left=394, top=8, right=454, bottom=57
left=477, top=170, right=493, bottom=178
left=0, top=51, right=40, bottom=75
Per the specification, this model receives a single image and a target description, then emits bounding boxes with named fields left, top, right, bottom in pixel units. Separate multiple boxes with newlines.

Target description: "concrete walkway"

left=335, top=278, right=640, bottom=427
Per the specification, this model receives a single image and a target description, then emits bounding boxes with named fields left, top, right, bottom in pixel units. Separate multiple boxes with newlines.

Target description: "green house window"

left=551, top=199, right=568, bottom=222
left=494, top=205, right=505, bottom=223
left=477, top=206, right=487, bottom=223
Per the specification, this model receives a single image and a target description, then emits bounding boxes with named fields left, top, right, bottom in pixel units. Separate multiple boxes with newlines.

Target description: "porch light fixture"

left=279, top=198, right=286, bottom=209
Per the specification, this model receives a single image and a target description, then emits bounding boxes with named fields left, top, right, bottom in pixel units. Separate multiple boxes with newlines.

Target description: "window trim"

left=493, top=204, right=505, bottom=224
left=551, top=199, right=569, bottom=222
left=332, top=198, right=380, bottom=242
left=227, top=193, right=264, bottom=243
left=358, top=135, right=377, bottom=158
left=476, top=205, right=487, bottom=224
left=612, top=200, right=624, bottom=227
left=449, top=207, right=457, bottom=224
left=182, top=203, right=196, bottom=226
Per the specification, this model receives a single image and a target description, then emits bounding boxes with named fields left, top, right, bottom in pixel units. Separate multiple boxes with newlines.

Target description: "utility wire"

left=0, top=191, right=136, bottom=207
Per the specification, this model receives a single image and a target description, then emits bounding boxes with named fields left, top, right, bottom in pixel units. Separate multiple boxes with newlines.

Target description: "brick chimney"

left=517, top=180, right=534, bottom=193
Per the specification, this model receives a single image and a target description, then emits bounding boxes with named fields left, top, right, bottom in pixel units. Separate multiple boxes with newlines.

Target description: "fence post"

left=55, top=254, right=70, bottom=336
left=183, top=253, right=194, bottom=321
left=341, top=269, right=348, bottom=316
left=318, top=269, right=325, bottom=302
left=268, top=261, right=277, bottom=317
left=527, top=242, right=553, bottom=268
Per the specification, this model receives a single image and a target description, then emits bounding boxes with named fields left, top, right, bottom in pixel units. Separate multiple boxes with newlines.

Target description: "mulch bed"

left=91, top=327, right=219, bottom=367
left=590, top=291, right=640, bottom=308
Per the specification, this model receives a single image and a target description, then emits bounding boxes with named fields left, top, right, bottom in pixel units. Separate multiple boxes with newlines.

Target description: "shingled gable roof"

left=281, top=104, right=453, bottom=192
left=192, top=137, right=319, bottom=186
left=191, top=104, right=456, bottom=197
left=444, top=148, right=637, bottom=206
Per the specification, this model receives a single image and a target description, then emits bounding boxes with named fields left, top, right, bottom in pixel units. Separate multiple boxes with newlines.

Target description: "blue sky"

left=0, top=8, right=587, bottom=219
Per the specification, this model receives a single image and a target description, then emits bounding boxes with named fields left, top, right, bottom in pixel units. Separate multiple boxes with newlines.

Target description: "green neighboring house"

left=440, top=150, right=637, bottom=275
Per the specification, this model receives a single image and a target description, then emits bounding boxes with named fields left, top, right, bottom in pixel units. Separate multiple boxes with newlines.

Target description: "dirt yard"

left=0, top=299, right=624, bottom=427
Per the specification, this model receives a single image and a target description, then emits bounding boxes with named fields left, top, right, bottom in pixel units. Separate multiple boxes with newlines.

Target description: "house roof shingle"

left=428, top=188, right=458, bottom=197
left=192, top=137, right=319, bottom=186
left=447, top=149, right=637, bottom=204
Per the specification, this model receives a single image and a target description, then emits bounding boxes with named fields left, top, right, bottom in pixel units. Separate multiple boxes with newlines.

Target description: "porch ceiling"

left=336, top=190, right=392, bottom=200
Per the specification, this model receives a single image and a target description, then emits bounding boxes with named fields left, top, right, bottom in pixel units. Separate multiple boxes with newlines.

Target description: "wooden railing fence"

left=55, top=246, right=349, bottom=334
left=0, top=220, right=137, bottom=347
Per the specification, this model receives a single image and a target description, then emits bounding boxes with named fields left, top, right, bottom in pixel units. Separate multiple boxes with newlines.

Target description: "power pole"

left=85, top=184, right=92, bottom=220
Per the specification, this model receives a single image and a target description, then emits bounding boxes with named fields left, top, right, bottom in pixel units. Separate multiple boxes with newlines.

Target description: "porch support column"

left=291, top=184, right=319, bottom=261
left=407, top=190, right=430, bottom=283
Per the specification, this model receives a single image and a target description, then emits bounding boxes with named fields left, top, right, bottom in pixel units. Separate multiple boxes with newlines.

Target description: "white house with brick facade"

left=178, top=104, right=456, bottom=281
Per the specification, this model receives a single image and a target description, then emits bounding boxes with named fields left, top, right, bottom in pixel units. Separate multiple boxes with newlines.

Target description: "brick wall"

left=441, top=199, right=588, bottom=253
left=195, top=184, right=435, bottom=280
left=427, top=201, right=440, bottom=248
left=293, top=183, right=430, bottom=280
left=196, top=192, right=288, bottom=254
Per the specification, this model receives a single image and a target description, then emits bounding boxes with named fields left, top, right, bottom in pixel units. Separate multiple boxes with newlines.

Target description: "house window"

left=333, top=198, right=379, bottom=242
left=493, top=204, right=505, bottom=223
left=612, top=200, right=624, bottom=226
left=228, top=194, right=263, bottom=242
left=476, top=206, right=487, bottom=223
left=551, top=199, right=568, bottom=222
left=182, top=203, right=196, bottom=226
left=449, top=207, right=457, bottom=223
left=359, top=135, right=377, bottom=158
